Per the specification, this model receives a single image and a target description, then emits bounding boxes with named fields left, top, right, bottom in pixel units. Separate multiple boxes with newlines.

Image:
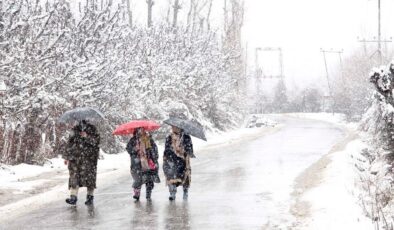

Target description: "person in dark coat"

left=63, top=120, right=100, bottom=206
left=126, top=128, right=160, bottom=201
left=163, top=126, right=194, bottom=201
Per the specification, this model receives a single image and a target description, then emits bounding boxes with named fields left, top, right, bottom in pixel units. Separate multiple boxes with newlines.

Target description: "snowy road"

left=2, top=116, right=345, bottom=230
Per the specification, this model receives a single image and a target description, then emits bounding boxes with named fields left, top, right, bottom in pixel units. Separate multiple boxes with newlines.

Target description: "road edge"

left=289, top=118, right=358, bottom=228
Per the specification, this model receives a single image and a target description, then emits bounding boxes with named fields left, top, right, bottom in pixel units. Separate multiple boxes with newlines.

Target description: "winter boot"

left=146, top=189, right=152, bottom=201
left=169, top=185, right=177, bottom=201
left=183, top=188, right=189, bottom=200
left=133, top=188, right=141, bottom=201
left=85, top=195, right=94, bottom=205
left=66, top=195, right=78, bottom=205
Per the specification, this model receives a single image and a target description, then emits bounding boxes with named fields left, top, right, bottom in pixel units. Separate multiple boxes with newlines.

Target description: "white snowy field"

left=0, top=113, right=375, bottom=229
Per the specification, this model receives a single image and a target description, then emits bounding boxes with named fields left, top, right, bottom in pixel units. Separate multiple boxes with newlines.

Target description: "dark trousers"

left=131, top=170, right=154, bottom=192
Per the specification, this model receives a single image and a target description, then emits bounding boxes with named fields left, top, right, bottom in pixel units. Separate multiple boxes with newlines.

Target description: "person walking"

left=63, top=120, right=100, bottom=206
left=163, top=126, right=194, bottom=201
left=126, top=128, right=160, bottom=201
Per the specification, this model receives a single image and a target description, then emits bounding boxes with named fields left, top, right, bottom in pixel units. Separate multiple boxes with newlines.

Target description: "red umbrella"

left=112, top=120, right=161, bottom=135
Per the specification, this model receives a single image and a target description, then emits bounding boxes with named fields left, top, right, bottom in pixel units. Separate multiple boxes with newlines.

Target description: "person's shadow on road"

left=164, top=201, right=190, bottom=230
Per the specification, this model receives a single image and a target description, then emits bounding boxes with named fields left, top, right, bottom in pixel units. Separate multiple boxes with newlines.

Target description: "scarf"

left=171, top=133, right=185, bottom=160
left=170, top=132, right=191, bottom=185
left=136, top=134, right=152, bottom=171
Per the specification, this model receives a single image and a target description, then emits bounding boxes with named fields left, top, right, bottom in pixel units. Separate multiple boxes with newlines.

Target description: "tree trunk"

left=186, top=0, right=194, bottom=31
left=191, top=0, right=197, bottom=33
left=172, top=0, right=180, bottom=27
left=147, top=0, right=154, bottom=27
left=223, top=0, right=228, bottom=33
left=206, top=0, right=213, bottom=30
left=126, top=0, right=133, bottom=27
left=166, top=0, right=171, bottom=24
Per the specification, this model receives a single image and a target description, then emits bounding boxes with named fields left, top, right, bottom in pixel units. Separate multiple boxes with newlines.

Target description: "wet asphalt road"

left=2, top=116, right=345, bottom=230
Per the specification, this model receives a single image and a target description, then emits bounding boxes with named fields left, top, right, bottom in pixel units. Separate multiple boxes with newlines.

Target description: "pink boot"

left=133, top=188, right=141, bottom=201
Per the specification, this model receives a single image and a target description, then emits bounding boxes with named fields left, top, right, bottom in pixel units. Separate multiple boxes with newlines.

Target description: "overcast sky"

left=243, top=0, right=394, bottom=92
left=70, top=0, right=394, bottom=93
left=124, top=0, right=394, bottom=92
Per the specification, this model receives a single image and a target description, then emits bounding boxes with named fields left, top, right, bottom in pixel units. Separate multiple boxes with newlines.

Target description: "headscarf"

left=171, top=131, right=185, bottom=160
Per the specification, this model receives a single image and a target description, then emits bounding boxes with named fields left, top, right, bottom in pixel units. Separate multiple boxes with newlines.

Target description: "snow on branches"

left=358, top=61, right=394, bottom=228
left=0, top=0, right=245, bottom=165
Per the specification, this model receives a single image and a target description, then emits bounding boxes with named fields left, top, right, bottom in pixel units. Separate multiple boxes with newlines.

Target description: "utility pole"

left=255, top=47, right=263, bottom=113
left=254, top=47, right=284, bottom=113
left=357, top=37, right=392, bottom=63
left=320, top=49, right=332, bottom=96
left=357, top=37, right=368, bottom=55
left=320, top=48, right=334, bottom=114
left=320, top=49, right=345, bottom=85
left=338, top=51, right=345, bottom=86
left=256, top=47, right=284, bottom=79
left=279, top=48, right=284, bottom=78
left=357, top=0, right=392, bottom=64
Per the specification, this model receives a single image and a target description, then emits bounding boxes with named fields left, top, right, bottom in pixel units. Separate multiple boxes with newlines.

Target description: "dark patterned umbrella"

left=164, top=117, right=207, bottom=141
left=57, top=107, right=105, bottom=124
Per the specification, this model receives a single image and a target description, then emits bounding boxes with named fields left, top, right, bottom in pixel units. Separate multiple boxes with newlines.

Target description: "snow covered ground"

left=300, top=139, right=373, bottom=229
left=288, top=113, right=374, bottom=229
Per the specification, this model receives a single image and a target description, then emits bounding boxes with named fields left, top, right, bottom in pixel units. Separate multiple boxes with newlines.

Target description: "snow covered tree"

left=0, top=0, right=247, bottom=165
left=0, top=0, right=75, bottom=164
left=331, top=49, right=375, bottom=120
left=271, top=79, right=288, bottom=113
left=364, top=63, right=394, bottom=157
left=358, top=61, right=394, bottom=229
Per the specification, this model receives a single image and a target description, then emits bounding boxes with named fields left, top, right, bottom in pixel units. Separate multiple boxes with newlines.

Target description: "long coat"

left=126, top=136, right=160, bottom=186
left=163, top=133, right=194, bottom=187
left=63, top=123, right=100, bottom=189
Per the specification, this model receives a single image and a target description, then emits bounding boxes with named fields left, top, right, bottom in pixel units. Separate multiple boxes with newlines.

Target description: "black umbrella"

left=164, top=117, right=207, bottom=141
left=57, top=107, right=105, bottom=124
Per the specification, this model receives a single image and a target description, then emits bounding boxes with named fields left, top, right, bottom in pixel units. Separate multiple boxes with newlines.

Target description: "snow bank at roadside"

left=0, top=150, right=131, bottom=192
left=301, top=139, right=373, bottom=229
left=287, top=113, right=373, bottom=229
left=0, top=158, right=65, bottom=191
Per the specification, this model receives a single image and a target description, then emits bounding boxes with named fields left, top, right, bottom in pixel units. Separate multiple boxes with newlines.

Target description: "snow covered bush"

left=358, top=61, right=394, bottom=229
left=332, top=50, right=375, bottom=120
